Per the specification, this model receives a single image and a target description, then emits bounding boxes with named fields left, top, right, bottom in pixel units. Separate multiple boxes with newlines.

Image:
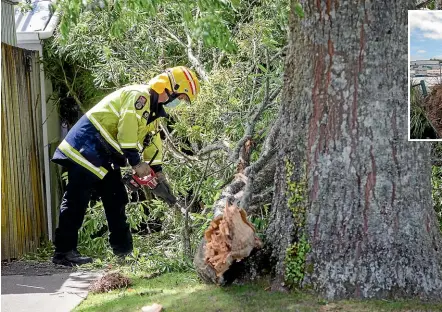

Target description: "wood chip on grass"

left=141, top=303, right=163, bottom=312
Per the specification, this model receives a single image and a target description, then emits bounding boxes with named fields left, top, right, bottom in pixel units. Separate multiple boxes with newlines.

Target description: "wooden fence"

left=1, top=43, right=47, bottom=260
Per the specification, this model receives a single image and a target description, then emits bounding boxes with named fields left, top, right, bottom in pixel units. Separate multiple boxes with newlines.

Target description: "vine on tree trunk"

left=284, top=159, right=310, bottom=287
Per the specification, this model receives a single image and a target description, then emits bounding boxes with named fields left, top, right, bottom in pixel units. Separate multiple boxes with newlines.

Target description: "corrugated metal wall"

left=1, top=1, right=17, bottom=46
left=1, top=43, right=47, bottom=260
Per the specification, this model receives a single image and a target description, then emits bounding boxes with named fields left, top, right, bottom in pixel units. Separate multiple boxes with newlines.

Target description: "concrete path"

left=1, top=271, right=102, bottom=312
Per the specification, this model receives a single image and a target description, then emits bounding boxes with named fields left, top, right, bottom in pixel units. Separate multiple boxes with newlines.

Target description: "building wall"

left=411, top=60, right=441, bottom=66
left=1, top=0, right=17, bottom=46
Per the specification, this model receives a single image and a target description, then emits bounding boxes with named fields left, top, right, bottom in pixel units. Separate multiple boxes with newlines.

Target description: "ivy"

left=285, top=160, right=307, bottom=228
left=284, top=159, right=310, bottom=287
left=293, top=2, right=305, bottom=19
left=431, top=165, right=442, bottom=232
left=285, top=234, right=310, bottom=286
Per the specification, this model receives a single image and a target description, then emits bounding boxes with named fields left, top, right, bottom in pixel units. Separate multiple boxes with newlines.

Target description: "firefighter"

left=51, top=66, right=200, bottom=266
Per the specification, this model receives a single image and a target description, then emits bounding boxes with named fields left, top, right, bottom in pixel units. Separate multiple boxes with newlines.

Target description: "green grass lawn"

left=74, top=272, right=442, bottom=312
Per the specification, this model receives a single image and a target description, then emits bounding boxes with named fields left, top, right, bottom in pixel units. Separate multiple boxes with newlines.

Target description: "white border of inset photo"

left=408, top=10, right=442, bottom=141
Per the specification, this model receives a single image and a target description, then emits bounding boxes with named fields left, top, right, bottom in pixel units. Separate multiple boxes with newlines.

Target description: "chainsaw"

left=123, top=167, right=159, bottom=191
left=122, top=166, right=177, bottom=206
left=122, top=132, right=177, bottom=205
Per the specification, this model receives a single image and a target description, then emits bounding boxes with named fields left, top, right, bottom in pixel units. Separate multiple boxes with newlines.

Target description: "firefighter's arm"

left=143, top=131, right=163, bottom=171
left=117, top=90, right=146, bottom=166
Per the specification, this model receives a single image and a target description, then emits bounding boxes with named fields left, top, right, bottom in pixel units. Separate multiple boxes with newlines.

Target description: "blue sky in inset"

left=410, top=11, right=442, bottom=61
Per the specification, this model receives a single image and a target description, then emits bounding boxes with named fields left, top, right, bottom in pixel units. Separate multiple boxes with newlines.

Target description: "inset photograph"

left=409, top=10, right=442, bottom=140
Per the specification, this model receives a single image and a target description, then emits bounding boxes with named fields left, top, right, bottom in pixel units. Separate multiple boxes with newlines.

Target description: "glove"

left=132, top=162, right=151, bottom=178
left=150, top=172, right=177, bottom=206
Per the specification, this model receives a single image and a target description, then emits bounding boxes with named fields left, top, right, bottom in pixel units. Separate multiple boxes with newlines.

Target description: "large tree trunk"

left=267, top=0, right=442, bottom=300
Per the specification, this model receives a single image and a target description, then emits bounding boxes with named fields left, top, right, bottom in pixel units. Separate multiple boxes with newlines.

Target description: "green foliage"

left=73, top=194, right=195, bottom=275
left=17, top=1, right=33, bottom=13
left=410, top=80, right=433, bottom=139
left=284, top=159, right=310, bottom=287
left=250, top=204, right=270, bottom=240
left=425, top=0, right=436, bottom=9
left=77, top=201, right=110, bottom=257
left=45, top=0, right=288, bottom=275
left=293, top=2, right=304, bottom=18
left=285, top=233, right=310, bottom=287
left=21, top=240, right=55, bottom=261
left=431, top=166, right=442, bottom=232
left=285, top=160, right=307, bottom=228
left=55, top=0, right=240, bottom=53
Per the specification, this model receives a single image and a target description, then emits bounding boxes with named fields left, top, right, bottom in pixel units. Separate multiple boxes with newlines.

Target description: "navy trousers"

left=54, top=163, right=133, bottom=254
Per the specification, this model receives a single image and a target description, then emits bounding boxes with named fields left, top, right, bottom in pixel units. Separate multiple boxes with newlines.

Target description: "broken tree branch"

left=186, top=155, right=213, bottom=212
left=250, top=187, right=273, bottom=206
left=230, top=85, right=282, bottom=163
left=198, top=141, right=232, bottom=156
left=160, top=124, right=199, bottom=162
left=245, top=118, right=281, bottom=176
left=239, top=115, right=281, bottom=210
left=161, top=25, right=186, bottom=48
left=214, top=50, right=225, bottom=70
left=213, top=178, right=246, bottom=218
left=182, top=155, right=212, bottom=258
left=253, top=157, right=277, bottom=193
left=60, top=59, right=83, bottom=108
left=160, top=25, right=208, bottom=81
left=186, top=32, right=209, bottom=81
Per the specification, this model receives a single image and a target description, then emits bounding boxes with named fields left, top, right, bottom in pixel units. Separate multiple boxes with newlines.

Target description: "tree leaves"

left=47, top=0, right=288, bottom=264
left=55, top=0, right=239, bottom=53
left=293, top=2, right=304, bottom=18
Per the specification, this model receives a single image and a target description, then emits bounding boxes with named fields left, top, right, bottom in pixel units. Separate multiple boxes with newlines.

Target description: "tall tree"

left=267, top=0, right=442, bottom=299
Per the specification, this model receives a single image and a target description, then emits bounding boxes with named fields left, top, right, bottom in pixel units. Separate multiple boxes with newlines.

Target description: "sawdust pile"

left=204, top=203, right=262, bottom=277
left=424, top=83, right=442, bottom=137
left=89, top=272, right=132, bottom=293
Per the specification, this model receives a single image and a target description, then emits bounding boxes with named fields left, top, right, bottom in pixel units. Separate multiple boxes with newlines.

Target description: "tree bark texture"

left=267, top=0, right=442, bottom=300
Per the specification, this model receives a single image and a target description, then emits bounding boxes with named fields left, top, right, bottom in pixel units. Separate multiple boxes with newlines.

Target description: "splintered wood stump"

left=424, top=84, right=442, bottom=137
left=194, top=203, right=262, bottom=284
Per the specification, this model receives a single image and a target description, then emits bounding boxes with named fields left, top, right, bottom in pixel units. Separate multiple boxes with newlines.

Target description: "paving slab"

left=1, top=271, right=102, bottom=312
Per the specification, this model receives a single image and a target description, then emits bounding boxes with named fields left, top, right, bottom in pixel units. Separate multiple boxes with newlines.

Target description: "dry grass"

left=424, top=83, right=442, bottom=137
left=89, top=271, right=132, bottom=293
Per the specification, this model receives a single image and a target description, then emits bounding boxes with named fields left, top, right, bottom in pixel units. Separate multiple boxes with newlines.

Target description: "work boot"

left=52, top=250, right=93, bottom=267
left=113, top=248, right=133, bottom=258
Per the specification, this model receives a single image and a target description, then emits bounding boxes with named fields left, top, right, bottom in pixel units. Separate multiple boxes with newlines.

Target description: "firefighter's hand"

left=132, top=162, right=151, bottom=178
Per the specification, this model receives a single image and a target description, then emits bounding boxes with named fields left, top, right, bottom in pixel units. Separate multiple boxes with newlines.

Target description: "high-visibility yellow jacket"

left=52, top=85, right=165, bottom=179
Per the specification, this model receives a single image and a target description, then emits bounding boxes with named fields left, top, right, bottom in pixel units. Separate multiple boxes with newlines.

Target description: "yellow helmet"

left=149, top=66, right=200, bottom=104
